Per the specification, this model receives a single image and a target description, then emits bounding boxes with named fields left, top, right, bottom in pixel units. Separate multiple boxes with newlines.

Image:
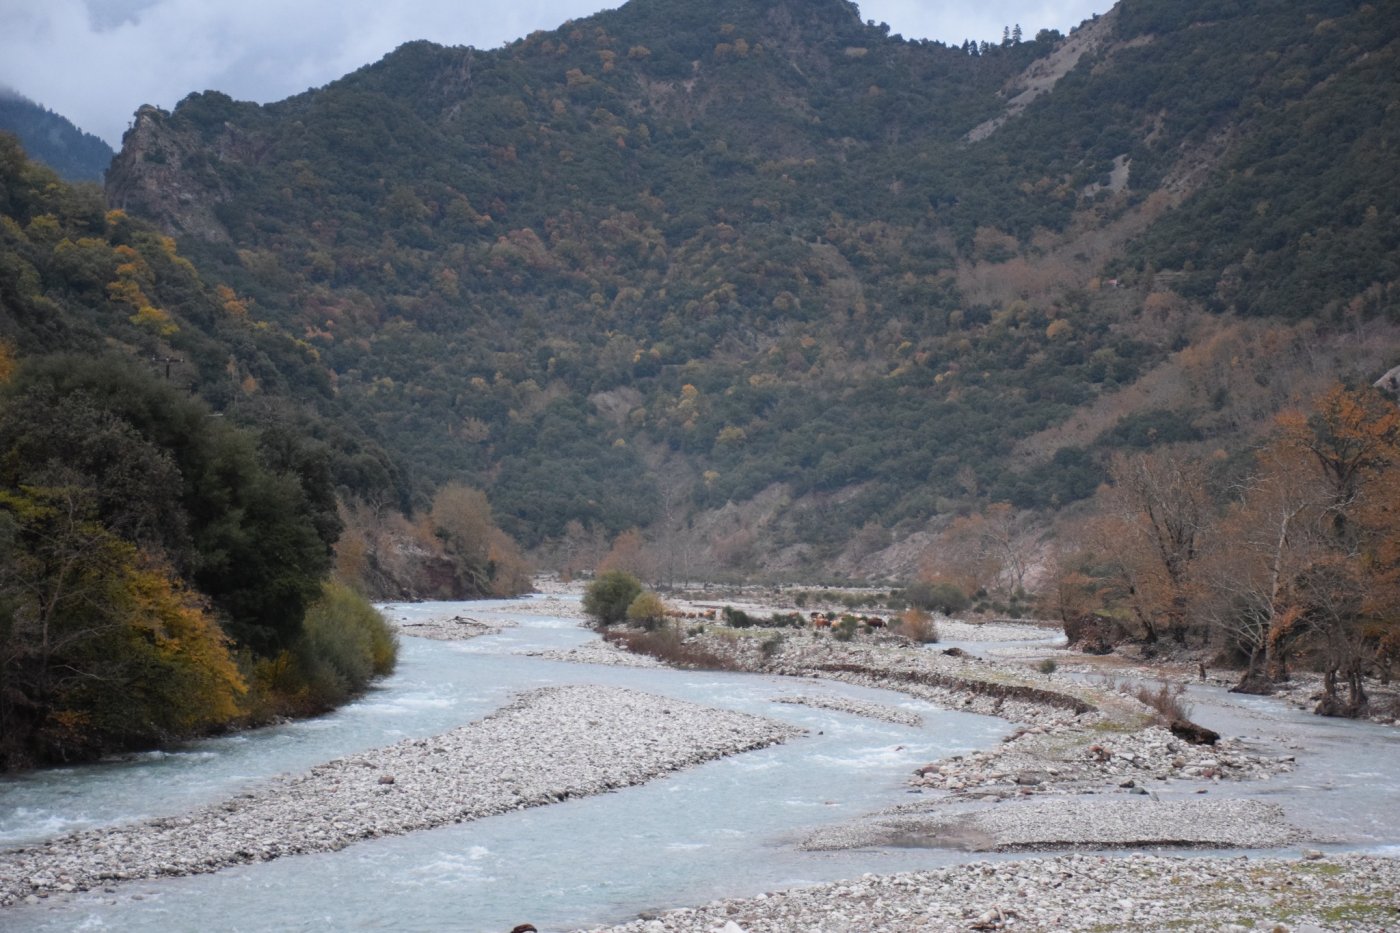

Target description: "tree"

left=1276, top=387, right=1400, bottom=714
left=598, top=527, right=656, bottom=581
left=1199, top=386, right=1400, bottom=713
left=926, top=503, right=1045, bottom=605
left=1103, top=452, right=1214, bottom=644
left=431, top=483, right=495, bottom=594
left=582, top=570, right=642, bottom=626
left=0, top=355, right=334, bottom=656
left=0, top=483, right=245, bottom=768
left=1203, top=441, right=1330, bottom=691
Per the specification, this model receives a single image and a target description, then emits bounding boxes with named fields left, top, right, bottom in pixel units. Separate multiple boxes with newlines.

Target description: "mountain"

left=0, top=88, right=114, bottom=182
left=97, top=0, right=1400, bottom=579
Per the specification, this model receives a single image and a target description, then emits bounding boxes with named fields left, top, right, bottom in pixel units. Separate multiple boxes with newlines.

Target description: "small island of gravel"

left=0, top=685, right=801, bottom=907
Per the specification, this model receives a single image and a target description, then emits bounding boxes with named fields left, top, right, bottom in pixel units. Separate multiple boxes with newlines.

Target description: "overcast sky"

left=0, top=0, right=1104, bottom=147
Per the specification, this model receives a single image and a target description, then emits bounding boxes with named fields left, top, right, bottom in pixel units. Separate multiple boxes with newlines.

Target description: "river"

left=4, top=598, right=1397, bottom=931
left=0, top=596, right=1015, bottom=932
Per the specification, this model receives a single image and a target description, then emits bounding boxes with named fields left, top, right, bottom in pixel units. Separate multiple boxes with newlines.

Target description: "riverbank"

left=595, top=627, right=1299, bottom=849
left=556, top=596, right=1400, bottom=928
left=591, top=851, right=1400, bottom=931
left=0, top=685, right=800, bottom=907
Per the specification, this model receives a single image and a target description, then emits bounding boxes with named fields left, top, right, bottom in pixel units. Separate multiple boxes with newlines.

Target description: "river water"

left=6, top=600, right=1398, bottom=931
left=0, top=597, right=1013, bottom=932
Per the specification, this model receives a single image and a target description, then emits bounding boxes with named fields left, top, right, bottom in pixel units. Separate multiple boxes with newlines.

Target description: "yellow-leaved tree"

left=0, top=484, right=245, bottom=767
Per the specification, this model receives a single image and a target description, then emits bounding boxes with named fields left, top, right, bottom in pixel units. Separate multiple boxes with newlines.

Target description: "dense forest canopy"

left=86, top=0, right=1397, bottom=579
left=0, top=140, right=523, bottom=769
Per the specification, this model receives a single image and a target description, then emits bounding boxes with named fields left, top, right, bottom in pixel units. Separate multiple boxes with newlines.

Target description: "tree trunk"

left=1231, top=645, right=1275, bottom=695
left=1264, top=638, right=1290, bottom=682
left=1346, top=669, right=1369, bottom=716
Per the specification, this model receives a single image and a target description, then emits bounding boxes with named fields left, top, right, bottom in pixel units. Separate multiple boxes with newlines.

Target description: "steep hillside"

left=100, top=0, right=1400, bottom=578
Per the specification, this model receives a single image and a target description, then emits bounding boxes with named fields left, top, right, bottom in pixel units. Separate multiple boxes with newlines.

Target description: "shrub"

left=1096, top=675, right=1193, bottom=724
left=626, top=590, right=668, bottom=629
left=904, top=581, right=971, bottom=615
left=289, top=582, right=398, bottom=711
left=760, top=633, right=785, bottom=660
left=833, top=615, right=860, bottom=641
left=722, top=605, right=756, bottom=628
left=897, top=607, right=940, bottom=643
left=583, top=570, right=642, bottom=626
left=1038, top=657, right=1058, bottom=676
left=1133, top=679, right=1192, bottom=722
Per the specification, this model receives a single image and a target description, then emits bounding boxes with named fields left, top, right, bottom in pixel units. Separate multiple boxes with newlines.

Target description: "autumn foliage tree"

left=1099, top=452, right=1214, bottom=644
left=430, top=482, right=532, bottom=597
left=0, top=354, right=396, bottom=768
left=1263, top=387, right=1400, bottom=714
left=0, top=484, right=245, bottom=767
left=1049, top=385, right=1400, bottom=718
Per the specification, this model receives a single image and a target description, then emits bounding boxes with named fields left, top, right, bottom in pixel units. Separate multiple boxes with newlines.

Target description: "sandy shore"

left=589, top=851, right=1400, bottom=931
left=0, top=685, right=800, bottom=907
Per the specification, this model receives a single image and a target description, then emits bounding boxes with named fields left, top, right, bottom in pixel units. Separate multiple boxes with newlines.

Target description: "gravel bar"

left=522, top=642, right=669, bottom=668
left=772, top=694, right=922, bottom=727
left=591, top=852, right=1400, bottom=932
left=802, top=797, right=1300, bottom=851
left=393, top=612, right=506, bottom=641
left=0, top=685, right=801, bottom=907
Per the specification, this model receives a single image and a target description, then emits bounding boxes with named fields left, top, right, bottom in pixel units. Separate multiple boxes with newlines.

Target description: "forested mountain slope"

left=98, top=0, right=1400, bottom=578
left=0, top=89, right=113, bottom=183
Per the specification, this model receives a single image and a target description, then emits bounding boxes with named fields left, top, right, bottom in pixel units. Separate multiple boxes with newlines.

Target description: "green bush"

left=626, top=590, right=668, bottom=629
left=583, top=570, right=642, bottom=625
left=904, top=581, right=971, bottom=615
left=292, top=582, right=398, bottom=709
left=722, top=605, right=755, bottom=628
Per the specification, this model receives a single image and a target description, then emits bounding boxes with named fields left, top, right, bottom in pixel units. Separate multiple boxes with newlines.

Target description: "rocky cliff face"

left=105, top=104, right=234, bottom=242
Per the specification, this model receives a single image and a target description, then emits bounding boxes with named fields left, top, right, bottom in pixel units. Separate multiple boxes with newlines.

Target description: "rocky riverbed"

left=583, top=613, right=1322, bottom=863
left=393, top=611, right=506, bottom=640
left=523, top=641, right=670, bottom=668
left=590, top=851, right=1400, bottom=932
left=802, top=797, right=1301, bottom=851
left=909, top=720, right=1295, bottom=796
left=0, top=685, right=801, bottom=907
left=772, top=694, right=923, bottom=727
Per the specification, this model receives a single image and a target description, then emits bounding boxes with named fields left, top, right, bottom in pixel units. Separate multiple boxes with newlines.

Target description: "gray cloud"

left=0, top=0, right=1102, bottom=147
